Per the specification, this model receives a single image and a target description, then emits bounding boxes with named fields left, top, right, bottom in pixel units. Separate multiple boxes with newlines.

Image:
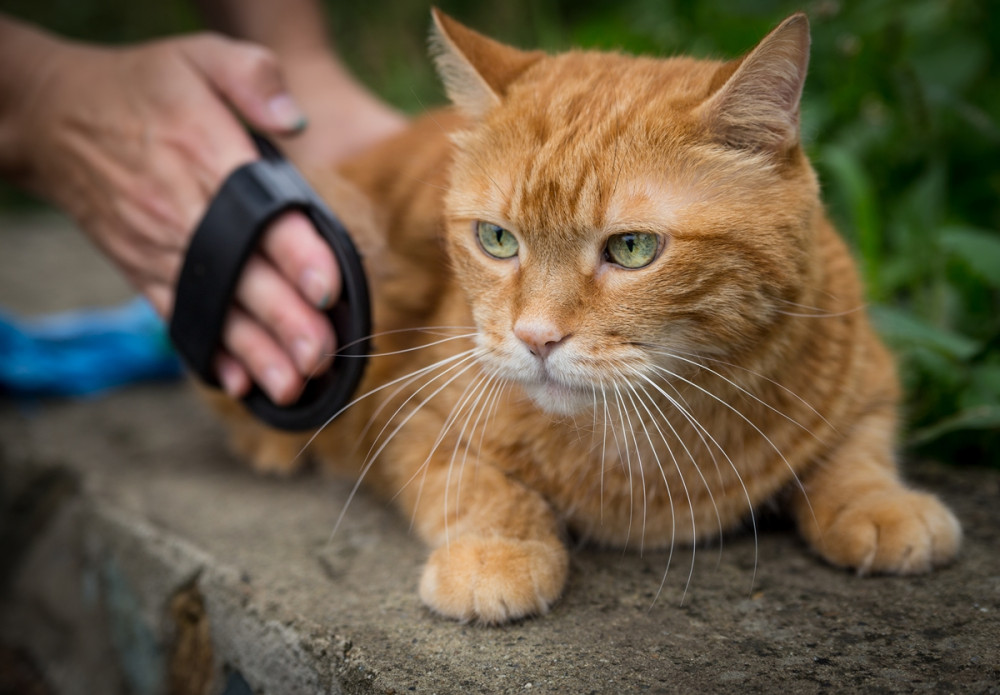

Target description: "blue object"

left=0, top=297, right=184, bottom=397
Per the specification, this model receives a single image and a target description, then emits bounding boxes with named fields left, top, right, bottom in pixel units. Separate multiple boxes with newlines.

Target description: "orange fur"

left=214, top=11, right=960, bottom=623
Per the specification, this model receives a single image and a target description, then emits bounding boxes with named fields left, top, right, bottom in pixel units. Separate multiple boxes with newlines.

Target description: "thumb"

left=180, top=34, right=307, bottom=134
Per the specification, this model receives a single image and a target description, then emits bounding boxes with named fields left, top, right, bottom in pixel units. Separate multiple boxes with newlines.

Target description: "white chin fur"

left=524, top=381, right=593, bottom=416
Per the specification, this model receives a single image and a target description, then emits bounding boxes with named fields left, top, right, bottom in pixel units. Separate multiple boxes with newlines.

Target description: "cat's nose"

left=514, top=319, right=570, bottom=359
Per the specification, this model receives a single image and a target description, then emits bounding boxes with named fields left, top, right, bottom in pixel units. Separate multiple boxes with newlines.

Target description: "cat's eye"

left=476, top=221, right=519, bottom=259
left=604, top=232, right=659, bottom=269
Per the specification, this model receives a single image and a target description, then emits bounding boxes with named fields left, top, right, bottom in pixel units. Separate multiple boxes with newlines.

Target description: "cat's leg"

left=789, top=406, right=961, bottom=574
left=385, top=447, right=568, bottom=624
left=224, top=417, right=311, bottom=476
left=200, top=387, right=311, bottom=476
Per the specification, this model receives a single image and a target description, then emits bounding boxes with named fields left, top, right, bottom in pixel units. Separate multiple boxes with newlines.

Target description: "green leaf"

left=870, top=305, right=978, bottom=360
left=908, top=404, right=1000, bottom=445
left=940, top=226, right=1000, bottom=288
left=818, top=147, right=882, bottom=298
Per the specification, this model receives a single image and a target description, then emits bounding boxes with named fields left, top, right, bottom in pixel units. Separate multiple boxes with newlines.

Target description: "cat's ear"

left=430, top=8, right=544, bottom=118
left=699, top=13, right=810, bottom=152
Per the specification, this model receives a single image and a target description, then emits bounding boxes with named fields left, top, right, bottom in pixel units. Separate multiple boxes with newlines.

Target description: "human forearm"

left=195, top=0, right=406, bottom=167
left=197, top=0, right=331, bottom=60
left=0, top=15, right=71, bottom=185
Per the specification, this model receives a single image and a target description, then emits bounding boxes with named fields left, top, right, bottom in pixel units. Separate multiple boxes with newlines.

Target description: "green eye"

left=605, top=232, right=659, bottom=269
left=476, top=221, right=519, bottom=259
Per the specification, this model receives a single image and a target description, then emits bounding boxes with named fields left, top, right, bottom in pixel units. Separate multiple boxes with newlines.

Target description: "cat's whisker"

left=595, top=381, right=608, bottom=524
left=354, top=344, right=482, bottom=456
left=402, top=364, right=496, bottom=535
left=649, top=361, right=814, bottom=575
left=445, top=369, right=505, bottom=548
left=617, top=379, right=650, bottom=556
left=631, top=369, right=759, bottom=596
left=775, top=307, right=865, bottom=318
left=468, top=370, right=506, bottom=470
left=773, top=297, right=867, bottom=319
left=441, top=372, right=490, bottom=546
left=327, top=351, right=485, bottom=544
left=645, top=348, right=824, bottom=548
left=317, top=329, right=476, bottom=442
left=627, top=381, right=685, bottom=608
left=628, top=374, right=726, bottom=549
left=359, top=329, right=478, bottom=358
left=465, top=372, right=508, bottom=495
left=642, top=345, right=824, bottom=442
left=649, top=377, right=727, bottom=570
left=359, top=348, right=482, bottom=462
left=651, top=375, right=727, bottom=493
left=412, top=177, right=450, bottom=193
left=663, top=346, right=837, bottom=436
left=609, top=383, right=636, bottom=553
left=299, top=343, right=479, bottom=467
left=616, top=376, right=680, bottom=597
left=618, top=372, right=699, bottom=605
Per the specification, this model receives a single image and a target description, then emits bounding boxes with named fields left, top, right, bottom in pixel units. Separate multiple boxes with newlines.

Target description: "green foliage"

left=4, top=0, right=998, bottom=466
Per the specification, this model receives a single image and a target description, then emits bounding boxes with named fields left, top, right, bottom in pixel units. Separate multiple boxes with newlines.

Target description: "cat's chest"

left=482, top=400, right=792, bottom=546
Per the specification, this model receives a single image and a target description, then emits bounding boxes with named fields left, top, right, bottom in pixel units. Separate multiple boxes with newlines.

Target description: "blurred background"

left=2, top=0, right=998, bottom=468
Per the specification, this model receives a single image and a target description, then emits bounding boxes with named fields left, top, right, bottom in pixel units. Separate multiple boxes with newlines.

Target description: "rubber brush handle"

left=169, top=133, right=371, bottom=431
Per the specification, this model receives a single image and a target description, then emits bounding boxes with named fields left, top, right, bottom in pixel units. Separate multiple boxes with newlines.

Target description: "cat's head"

left=432, top=10, right=820, bottom=416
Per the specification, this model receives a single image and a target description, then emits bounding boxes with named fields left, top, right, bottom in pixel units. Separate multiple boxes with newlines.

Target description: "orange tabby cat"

left=215, top=10, right=961, bottom=624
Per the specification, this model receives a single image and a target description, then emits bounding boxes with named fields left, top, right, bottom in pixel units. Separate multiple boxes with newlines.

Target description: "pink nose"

left=513, top=319, right=569, bottom=359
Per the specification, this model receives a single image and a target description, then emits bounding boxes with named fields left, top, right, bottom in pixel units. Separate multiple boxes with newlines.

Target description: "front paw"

left=228, top=422, right=310, bottom=476
left=812, top=489, right=961, bottom=574
left=418, top=536, right=569, bottom=624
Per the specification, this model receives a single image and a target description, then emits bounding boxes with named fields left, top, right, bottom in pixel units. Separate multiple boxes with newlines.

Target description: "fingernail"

left=219, top=361, right=244, bottom=398
left=268, top=93, right=308, bottom=132
left=292, top=336, right=316, bottom=373
left=262, top=365, right=293, bottom=402
left=300, top=267, right=332, bottom=309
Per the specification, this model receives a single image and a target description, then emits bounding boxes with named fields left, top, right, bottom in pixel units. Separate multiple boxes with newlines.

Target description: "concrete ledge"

left=2, top=215, right=999, bottom=693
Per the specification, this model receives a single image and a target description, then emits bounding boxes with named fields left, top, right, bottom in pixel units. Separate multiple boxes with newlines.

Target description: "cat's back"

left=339, top=109, right=465, bottom=242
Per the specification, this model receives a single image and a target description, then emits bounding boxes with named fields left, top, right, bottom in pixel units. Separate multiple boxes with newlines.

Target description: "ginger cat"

left=216, top=10, right=961, bottom=624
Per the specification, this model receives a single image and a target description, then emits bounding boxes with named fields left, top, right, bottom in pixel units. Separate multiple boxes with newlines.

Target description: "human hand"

left=270, top=50, right=408, bottom=173
left=7, top=28, right=340, bottom=405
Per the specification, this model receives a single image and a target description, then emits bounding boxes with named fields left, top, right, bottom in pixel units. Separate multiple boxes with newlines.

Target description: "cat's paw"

left=813, top=489, right=961, bottom=575
left=418, top=536, right=569, bottom=624
left=228, top=425, right=309, bottom=477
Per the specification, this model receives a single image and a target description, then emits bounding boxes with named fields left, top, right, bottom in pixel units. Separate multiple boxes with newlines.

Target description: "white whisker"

left=643, top=346, right=824, bottom=439
left=649, top=361, right=812, bottom=575
left=630, top=369, right=759, bottom=596
left=609, top=383, right=636, bottom=552
left=445, top=370, right=503, bottom=547
left=665, top=346, right=836, bottom=435
left=618, top=373, right=696, bottom=604
left=616, top=377, right=651, bottom=555
left=326, top=350, right=484, bottom=544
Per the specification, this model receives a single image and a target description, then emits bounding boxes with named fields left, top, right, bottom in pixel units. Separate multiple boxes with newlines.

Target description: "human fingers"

left=178, top=33, right=307, bottom=136
left=260, top=210, right=341, bottom=311
left=233, top=254, right=335, bottom=377
left=220, top=306, right=304, bottom=406
left=215, top=351, right=252, bottom=399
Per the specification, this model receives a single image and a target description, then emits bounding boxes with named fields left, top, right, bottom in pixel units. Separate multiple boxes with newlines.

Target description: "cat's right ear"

left=430, top=8, right=544, bottom=118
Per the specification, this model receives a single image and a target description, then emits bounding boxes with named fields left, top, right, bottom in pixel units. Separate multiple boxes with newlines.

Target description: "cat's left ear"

left=430, top=8, right=545, bottom=118
left=699, top=13, right=810, bottom=152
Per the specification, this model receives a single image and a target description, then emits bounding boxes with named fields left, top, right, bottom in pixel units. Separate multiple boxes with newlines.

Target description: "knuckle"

left=239, top=44, right=281, bottom=83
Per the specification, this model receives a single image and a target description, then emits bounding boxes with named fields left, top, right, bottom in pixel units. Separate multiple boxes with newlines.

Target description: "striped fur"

left=215, top=11, right=961, bottom=624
